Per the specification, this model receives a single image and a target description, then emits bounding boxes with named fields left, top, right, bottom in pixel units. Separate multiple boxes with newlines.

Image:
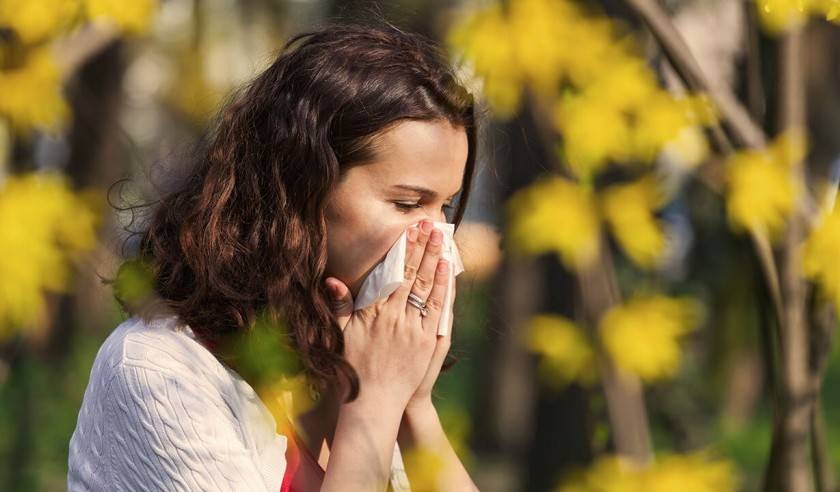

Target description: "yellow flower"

left=447, top=5, right=523, bottom=117
left=599, top=296, right=702, bottom=381
left=802, top=207, right=840, bottom=310
left=755, top=0, right=840, bottom=33
left=166, top=53, right=227, bottom=125
left=0, top=0, right=81, bottom=44
left=553, top=93, right=631, bottom=178
left=641, top=452, right=737, bottom=492
left=725, top=130, right=806, bottom=238
left=84, top=0, right=157, bottom=34
left=507, top=0, right=577, bottom=96
left=506, top=176, right=601, bottom=270
left=258, top=374, right=318, bottom=426
left=557, top=452, right=736, bottom=492
left=0, top=47, right=69, bottom=132
left=402, top=446, right=445, bottom=492
left=601, top=178, right=666, bottom=269
left=756, top=0, right=809, bottom=33
left=526, top=314, right=597, bottom=387
left=0, top=173, right=101, bottom=336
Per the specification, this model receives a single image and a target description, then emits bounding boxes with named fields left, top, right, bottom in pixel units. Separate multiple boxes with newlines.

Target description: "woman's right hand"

left=323, top=219, right=450, bottom=409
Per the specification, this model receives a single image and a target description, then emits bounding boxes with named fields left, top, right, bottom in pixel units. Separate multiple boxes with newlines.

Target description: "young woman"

left=68, top=22, right=480, bottom=491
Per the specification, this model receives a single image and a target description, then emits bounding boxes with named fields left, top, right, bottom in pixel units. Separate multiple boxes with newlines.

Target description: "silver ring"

left=407, top=292, right=429, bottom=317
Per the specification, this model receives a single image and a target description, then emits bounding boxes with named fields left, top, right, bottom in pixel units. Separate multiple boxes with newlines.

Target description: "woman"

left=68, top=22, right=481, bottom=491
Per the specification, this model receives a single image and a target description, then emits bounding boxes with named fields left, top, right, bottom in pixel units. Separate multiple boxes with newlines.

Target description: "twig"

left=622, top=0, right=767, bottom=149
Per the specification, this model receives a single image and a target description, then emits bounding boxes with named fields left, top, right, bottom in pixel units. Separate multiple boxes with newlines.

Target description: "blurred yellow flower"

left=166, top=53, right=228, bottom=126
left=84, top=0, right=157, bottom=34
left=599, top=296, right=702, bottom=381
left=802, top=207, right=840, bottom=310
left=0, top=0, right=81, bottom=44
left=447, top=5, right=522, bottom=118
left=402, top=446, right=444, bottom=492
left=527, top=314, right=597, bottom=387
left=0, top=47, right=68, bottom=132
left=0, top=173, right=100, bottom=336
left=601, top=178, right=667, bottom=269
left=725, top=130, right=806, bottom=238
left=557, top=451, right=736, bottom=492
left=642, top=452, right=737, bottom=492
left=506, top=176, right=600, bottom=270
left=756, top=0, right=840, bottom=33
left=553, top=93, right=631, bottom=178
left=449, top=0, right=715, bottom=178
left=258, top=374, right=318, bottom=427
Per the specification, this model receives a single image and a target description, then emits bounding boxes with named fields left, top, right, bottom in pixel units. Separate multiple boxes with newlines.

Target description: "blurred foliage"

left=0, top=173, right=101, bottom=336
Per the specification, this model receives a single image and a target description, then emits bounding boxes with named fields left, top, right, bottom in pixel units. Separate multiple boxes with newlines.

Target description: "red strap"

left=279, top=419, right=301, bottom=492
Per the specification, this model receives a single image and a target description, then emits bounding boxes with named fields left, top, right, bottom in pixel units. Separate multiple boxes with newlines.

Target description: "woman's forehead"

left=364, top=120, right=467, bottom=192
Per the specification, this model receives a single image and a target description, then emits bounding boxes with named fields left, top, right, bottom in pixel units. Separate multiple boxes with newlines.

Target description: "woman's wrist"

left=398, top=398, right=443, bottom=451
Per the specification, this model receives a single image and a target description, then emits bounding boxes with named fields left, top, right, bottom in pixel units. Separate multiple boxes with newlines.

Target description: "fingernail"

left=407, top=228, right=419, bottom=242
left=430, top=229, right=442, bottom=245
left=421, top=220, right=433, bottom=234
left=437, top=259, right=448, bottom=273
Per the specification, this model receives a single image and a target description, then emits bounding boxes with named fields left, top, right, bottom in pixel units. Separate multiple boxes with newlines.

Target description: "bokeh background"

left=2, top=0, right=840, bottom=490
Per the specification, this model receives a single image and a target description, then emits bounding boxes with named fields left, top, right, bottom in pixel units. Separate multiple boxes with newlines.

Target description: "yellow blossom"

left=802, top=207, right=840, bottom=310
left=0, top=0, right=81, bottom=44
left=527, top=314, right=597, bottom=387
left=756, top=0, right=840, bottom=33
left=553, top=93, right=631, bottom=177
left=507, top=0, right=577, bottom=96
left=599, top=296, right=702, bottom=381
left=600, top=178, right=666, bottom=269
left=258, top=374, right=318, bottom=427
left=0, top=173, right=101, bottom=336
left=557, top=452, right=736, bottom=492
left=0, top=47, right=69, bottom=132
left=447, top=5, right=522, bottom=117
left=725, top=130, right=806, bottom=238
left=166, top=53, right=228, bottom=125
left=506, top=176, right=601, bottom=270
left=84, top=0, right=157, bottom=34
left=402, top=446, right=445, bottom=492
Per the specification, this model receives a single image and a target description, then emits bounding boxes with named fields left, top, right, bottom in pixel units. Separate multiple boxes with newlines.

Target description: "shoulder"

left=68, top=314, right=288, bottom=491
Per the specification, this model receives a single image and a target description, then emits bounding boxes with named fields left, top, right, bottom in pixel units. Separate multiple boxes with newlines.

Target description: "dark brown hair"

left=116, top=22, right=479, bottom=402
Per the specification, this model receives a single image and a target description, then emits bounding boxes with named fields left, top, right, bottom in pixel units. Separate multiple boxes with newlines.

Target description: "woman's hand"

left=323, top=219, right=451, bottom=409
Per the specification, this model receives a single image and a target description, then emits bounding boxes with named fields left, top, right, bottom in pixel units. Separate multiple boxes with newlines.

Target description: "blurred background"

left=2, top=0, right=840, bottom=490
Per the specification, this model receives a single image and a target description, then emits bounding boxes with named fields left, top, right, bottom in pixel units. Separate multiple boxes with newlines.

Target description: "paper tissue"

left=352, top=221, right=464, bottom=336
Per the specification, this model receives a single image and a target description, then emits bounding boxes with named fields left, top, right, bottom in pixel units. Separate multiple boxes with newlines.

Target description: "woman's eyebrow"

left=391, top=184, right=462, bottom=200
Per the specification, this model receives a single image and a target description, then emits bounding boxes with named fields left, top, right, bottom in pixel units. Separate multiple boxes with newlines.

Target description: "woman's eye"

left=393, top=202, right=455, bottom=213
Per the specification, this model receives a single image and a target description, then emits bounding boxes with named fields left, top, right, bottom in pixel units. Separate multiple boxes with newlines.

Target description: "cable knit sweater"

left=67, top=314, right=411, bottom=491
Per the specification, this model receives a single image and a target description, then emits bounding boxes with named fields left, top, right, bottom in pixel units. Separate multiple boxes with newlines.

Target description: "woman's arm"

left=321, top=394, right=404, bottom=491
left=397, top=400, right=479, bottom=491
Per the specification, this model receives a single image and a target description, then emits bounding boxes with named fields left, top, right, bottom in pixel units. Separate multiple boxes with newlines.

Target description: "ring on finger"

left=407, top=292, right=429, bottom=317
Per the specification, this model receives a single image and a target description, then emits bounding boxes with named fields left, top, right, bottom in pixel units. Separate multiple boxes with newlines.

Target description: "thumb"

left=324, top=277, right=354, bottom=330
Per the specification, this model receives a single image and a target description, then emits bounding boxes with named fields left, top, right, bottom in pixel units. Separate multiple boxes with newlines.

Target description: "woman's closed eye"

left=393, top=201, right=455, bottom=213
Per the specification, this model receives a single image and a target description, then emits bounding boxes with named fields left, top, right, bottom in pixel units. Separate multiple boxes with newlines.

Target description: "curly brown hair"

left=113, top=22, right=480, bottom=402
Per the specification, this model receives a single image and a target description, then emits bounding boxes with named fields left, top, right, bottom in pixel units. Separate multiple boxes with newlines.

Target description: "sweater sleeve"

left=102, top=362, right=276, bottom=492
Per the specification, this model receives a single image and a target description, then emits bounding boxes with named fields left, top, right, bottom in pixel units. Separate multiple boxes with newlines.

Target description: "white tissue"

left=352, top=221, right=464, bottom=336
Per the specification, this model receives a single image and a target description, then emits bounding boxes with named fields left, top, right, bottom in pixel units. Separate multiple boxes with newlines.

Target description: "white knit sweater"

left=67, top=314, right=411, bottom=491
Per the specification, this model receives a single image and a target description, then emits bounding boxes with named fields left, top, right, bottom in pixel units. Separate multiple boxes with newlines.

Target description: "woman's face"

left=324, top=119, right=468, bottom=298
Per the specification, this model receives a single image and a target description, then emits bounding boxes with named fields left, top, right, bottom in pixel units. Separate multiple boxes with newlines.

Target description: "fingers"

left=324, top=277, right=354, bottom=330
left=392, top=220, right=434, bottom=305
left=420, top=258, right=449, bottom=334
